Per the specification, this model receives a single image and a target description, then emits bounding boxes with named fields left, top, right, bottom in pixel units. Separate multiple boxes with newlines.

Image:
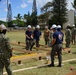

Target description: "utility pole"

left=31, top=0, right=38, bottom=26
left=32, top=0, right=37, bottom=15
left=7, top=0, right=12, bottom=27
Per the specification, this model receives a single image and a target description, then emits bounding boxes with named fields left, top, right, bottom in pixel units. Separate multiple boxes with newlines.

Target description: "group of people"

left=25, top=25, right=41, bottom=51
left=65, top=24, right=76, bottom=48
left=25, top=23, right=76, bottom=67
left=0, top=23, right=76, bottom=75
left=25, top=24, right=64, bottom=67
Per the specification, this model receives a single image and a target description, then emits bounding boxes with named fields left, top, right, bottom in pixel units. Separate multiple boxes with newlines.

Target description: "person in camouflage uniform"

left=43, top=26, right=50, bottom=46
left=71, top=24, right=76, bottom=45
left=65, top=25, right=71, bottom=48
left=0, top=24, right=13, bottom=75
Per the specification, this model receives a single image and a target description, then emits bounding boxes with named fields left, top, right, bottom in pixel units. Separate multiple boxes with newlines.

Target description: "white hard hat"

left=36, top=25, right=40, bottom=29
left=57, top=25, right=61, bottom=28
left=51, top=24, right=57, bottom=29
left=0, top=24, right=7, bottom=31
left=45, top=26, right=48, bottom=29
left=72, top=24, right=75, bottom=27
left=27, top=25, right=31, bottom=28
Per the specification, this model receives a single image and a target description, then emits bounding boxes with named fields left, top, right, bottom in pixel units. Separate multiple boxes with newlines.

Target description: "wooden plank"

left=11, top=52, right=47, bottom=62
left=12, top=47, right=36, bottom=54
left=65, top=71, right=76, bottom=75
left=11, top=42, right=51, bottom=51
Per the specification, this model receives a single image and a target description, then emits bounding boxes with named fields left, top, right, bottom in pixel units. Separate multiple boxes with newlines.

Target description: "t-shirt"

left=25, top=30, right=33, bottom=40
left=33, top=29, right=41, bottom=40
left=53, top=31, right=63, bottom=44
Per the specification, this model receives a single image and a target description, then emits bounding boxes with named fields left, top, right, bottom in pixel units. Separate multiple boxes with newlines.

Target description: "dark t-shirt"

left=53, top=31, right=63, bottom=44
left=25, top=30, right=32, bottom=40
left=33, top=29, right=41, bottom=40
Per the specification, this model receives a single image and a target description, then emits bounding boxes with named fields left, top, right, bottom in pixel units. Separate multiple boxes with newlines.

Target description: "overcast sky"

left=0, top=0, right=74, bottom=21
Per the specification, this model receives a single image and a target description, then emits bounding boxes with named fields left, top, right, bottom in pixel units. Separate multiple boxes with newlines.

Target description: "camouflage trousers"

left=66, top=38, right=71, bottom=48
left=71, top=36, right=76, bottom=44
left=44, top=36, right=49, bottom=45
left=26, top=39, right=40, bottom=51
left=0, top=58, right=13, bottom=75
left=50, top=44, right=62, bottom=66
left=26, top=40, right=33, bottom=51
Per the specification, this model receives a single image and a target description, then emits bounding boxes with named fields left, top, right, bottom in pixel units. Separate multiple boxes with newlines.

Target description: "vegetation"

left=49, top=0, right=68, bottom=28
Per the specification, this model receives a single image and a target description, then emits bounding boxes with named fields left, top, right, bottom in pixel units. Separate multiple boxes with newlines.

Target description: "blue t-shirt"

left=25, top=30, right=33, bottom=40
left=53, top=31, right=63, bottom=44
left=33, top=29, right=41, bottom=40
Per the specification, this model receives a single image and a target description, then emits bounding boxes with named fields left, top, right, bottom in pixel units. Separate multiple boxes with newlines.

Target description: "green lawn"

left=4, top=30, right=76, bottom=75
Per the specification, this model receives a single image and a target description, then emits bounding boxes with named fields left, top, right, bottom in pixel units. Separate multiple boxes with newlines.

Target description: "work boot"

left=48, top=64, right=55, bottom=67
left=57, top=65, right=62, bottom=67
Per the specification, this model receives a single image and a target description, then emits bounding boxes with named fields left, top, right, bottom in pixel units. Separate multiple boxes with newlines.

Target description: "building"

left=63, top=10, right=74, bottom=29
left=38, top=10, right=74, bottom=29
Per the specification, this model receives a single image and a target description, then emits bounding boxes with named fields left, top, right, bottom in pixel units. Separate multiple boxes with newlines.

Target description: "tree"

left=24, top=12, right=32, bottom=26
left=14, top=13, right=22, bottom=26
left=50, top=0, right=68, bottom=28
left=41, top=2, right=52, bottom=13
left=72, top=0, right=76, bottom=9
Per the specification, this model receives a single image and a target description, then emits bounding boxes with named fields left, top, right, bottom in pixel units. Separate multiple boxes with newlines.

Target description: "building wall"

left=63, top=10, right=74, bottom=29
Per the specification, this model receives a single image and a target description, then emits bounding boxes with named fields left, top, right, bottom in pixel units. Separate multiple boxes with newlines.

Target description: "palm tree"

left=14, top=13, right=22, bottom=26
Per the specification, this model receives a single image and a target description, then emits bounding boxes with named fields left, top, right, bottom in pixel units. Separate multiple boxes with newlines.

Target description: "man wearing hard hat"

left=71, top=24, right=76, bottom=45
left=43, top=26, right=50, bottom=46
left=57, top=25, right=64, bottom=42
left=25, top=25, right=33, bottom=51
left=31, top=25, right=41, bottom=48
left=48, top=24, right=63, bottom=67
left=0, top=24, right=13, bottom=75
left=65, top=24, right=71, bottom=48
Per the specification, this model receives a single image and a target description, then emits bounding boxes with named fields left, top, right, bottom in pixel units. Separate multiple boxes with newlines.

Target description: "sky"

left=0, top=0, right=74, bottom=21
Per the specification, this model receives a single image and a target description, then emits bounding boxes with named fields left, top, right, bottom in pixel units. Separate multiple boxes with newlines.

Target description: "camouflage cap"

left=0, top=24, right=7, bottom=31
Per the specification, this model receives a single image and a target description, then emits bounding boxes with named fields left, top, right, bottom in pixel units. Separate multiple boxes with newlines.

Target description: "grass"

left=4, top=30, right=76, bottom=75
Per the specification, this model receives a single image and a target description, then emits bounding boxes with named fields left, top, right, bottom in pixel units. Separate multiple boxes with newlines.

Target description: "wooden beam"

left=12, top=47, right=36, bottom=54
left=65, top=71, right=76, bottom=75
left=11, top=52, right=47, bottom=62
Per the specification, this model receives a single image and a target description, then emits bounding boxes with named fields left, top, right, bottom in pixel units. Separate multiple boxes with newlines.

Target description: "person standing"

left=57, top=25, right=64, bottom=42
left=65, top=25, right=71, bottom=48
left=48, top=24, right=63, bottom=67
left=25, top=25, right=33, bottom=51
left=43, top=26, right=50, bottom=46
left=0, top=24, right=13, bottom=75
left=71, top=24, right=76, bottom=45
left=31, top=25, right=41, bottom=48
left=49, top=27, right=53, bottom=46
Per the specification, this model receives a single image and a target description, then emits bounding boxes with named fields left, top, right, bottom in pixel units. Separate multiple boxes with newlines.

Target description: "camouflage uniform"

left=44, top=29, right=50, bottom=45
left=65, top=28, right=71, bottom=48
left=0, top=24, right=13, bottom=75
left=49, top=30, right=53, bottom=46
left=71, top=27, right=76, bottom=44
